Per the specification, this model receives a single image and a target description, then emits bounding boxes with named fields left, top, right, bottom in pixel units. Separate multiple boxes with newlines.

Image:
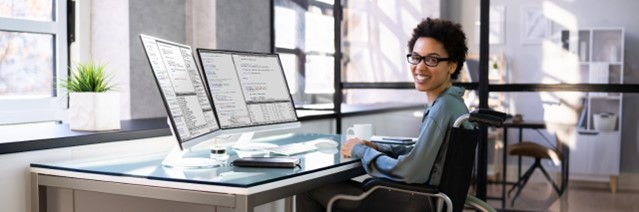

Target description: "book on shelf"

left=577, top=98, right=587, bottom=129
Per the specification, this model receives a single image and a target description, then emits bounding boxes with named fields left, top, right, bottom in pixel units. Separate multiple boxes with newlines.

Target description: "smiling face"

left=410, top=37, right=458, bottom=102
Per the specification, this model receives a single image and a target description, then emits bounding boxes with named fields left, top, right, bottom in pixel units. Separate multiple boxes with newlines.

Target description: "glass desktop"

left=31, top=133, right=355, bottom=188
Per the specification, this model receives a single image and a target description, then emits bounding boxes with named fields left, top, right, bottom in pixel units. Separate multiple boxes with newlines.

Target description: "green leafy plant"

left=61, top=62, right=114, bottom=92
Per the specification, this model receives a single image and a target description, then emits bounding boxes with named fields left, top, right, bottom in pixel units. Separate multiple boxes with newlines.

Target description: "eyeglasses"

left=406, top=54, right=451, bottom=67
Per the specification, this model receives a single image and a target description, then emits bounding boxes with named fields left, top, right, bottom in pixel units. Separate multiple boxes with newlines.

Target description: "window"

left=342, top=1, right=440, bottom=104
left=0, top=0, right=68, bottom=124
left=274, top=0, right=335, bottom=108
left=274, top=0, right=440, bottom=107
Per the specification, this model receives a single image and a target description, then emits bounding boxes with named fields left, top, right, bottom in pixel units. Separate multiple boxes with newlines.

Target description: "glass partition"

left=453, top=0, right=633, bottom=85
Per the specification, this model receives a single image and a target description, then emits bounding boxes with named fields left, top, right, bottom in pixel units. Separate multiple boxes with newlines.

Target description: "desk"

left=497, top=120, right=546, bottom=209
left=30, top=133, right=365, bottom=212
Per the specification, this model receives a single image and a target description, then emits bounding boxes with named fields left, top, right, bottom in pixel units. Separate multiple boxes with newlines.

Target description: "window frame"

left=0, top=0, right=69, bottom=125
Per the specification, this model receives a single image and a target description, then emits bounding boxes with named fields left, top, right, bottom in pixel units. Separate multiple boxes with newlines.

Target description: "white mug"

left=346, top=123, right=373, bottom=140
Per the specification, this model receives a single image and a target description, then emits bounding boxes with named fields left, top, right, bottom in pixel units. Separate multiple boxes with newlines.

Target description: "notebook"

left=231, top=157, right=300, bottom=168
left=370, top=135, right=417, bottom=145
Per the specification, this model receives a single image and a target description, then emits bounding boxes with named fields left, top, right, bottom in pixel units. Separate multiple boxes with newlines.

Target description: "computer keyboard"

left=266, top=143, right=318, bottom=156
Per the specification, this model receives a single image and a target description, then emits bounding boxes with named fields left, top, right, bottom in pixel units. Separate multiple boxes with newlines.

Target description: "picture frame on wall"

left=520, top=5, right=551, bottom=44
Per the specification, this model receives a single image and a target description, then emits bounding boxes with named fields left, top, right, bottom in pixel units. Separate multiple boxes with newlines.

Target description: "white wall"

left=92, top=0, right=131, bottom=120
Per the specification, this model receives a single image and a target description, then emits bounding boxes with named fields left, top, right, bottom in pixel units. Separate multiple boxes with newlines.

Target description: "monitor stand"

left=230, top=132, right=278, bottom=151
left=162, top=132, right=276, bottom=168
left=161, top=117, right=224, bottom=169
left=161, top=135, right=228, bottom=169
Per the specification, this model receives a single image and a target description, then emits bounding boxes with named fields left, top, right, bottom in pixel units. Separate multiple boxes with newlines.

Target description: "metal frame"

left=31, top=163, right=365, bottom=212
left=326, top=185, right=452, bottom=212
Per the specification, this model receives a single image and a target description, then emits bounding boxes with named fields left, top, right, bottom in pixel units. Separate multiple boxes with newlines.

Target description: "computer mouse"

left=313, top=139, right=339, bottom=149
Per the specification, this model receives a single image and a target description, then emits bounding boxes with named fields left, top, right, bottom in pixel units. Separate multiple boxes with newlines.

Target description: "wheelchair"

left=327, top=109, right=509, bottom=212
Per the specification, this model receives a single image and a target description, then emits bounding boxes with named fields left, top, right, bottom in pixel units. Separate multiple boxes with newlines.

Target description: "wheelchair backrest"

left=438, top=127, right=479, bottom=212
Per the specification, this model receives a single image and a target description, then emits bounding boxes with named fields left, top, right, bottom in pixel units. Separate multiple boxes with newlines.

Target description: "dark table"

left=494, top=120, right=546, bottom=209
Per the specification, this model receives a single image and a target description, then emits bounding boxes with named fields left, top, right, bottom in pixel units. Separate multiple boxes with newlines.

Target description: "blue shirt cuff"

left=351, top=143, right=368, bottom=158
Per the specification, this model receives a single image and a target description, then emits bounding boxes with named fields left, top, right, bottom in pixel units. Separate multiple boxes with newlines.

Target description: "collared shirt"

left=351, top=86, right=472, bottom=185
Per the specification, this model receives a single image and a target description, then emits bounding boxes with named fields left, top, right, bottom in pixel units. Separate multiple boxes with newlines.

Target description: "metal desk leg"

left=284, top=197, right=293, bottom=212
left=501, top=128, right=508, bottom=209
left=31, top=173, right=41, bottom=212
left=235, top=195, right=252, bottom=212
left=518, top=128, right=523, bottom=179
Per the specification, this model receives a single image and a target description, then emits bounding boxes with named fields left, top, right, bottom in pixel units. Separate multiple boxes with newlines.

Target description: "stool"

left=507, top=141, right=562, bottom=206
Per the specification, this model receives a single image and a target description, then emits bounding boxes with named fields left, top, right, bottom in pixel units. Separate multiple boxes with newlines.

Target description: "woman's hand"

left=341, top=137, right=378, bottom=157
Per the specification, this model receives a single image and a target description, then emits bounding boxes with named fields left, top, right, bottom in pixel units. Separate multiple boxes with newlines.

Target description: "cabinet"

left=561, top=28, right=624, bottom=192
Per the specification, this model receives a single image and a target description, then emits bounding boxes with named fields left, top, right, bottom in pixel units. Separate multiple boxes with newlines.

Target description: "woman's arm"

left=349, top=117, right=447, bottom=184
left=341, top=137, right=378, bottom=157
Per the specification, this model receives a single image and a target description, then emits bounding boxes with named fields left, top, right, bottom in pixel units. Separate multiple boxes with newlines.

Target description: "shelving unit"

left=561, top=28, right=624, bottom=192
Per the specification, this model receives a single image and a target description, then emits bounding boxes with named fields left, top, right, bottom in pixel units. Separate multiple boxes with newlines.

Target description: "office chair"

left=507, top=134, right=569, bottom=206
left=327, top=109, right=509, bottom=212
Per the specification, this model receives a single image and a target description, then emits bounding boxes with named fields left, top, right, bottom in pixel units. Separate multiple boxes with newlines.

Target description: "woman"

left=297, top=17, right=471, bottom=211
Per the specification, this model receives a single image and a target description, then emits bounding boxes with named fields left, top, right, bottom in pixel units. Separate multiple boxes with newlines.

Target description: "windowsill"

left=0, top=103, right=423, bottom=155
left=0, top=118, right=172, bottom=155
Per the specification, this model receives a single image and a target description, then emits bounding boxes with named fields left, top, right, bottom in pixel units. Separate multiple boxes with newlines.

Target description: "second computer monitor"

left=196, top=49, right=299, bottom=134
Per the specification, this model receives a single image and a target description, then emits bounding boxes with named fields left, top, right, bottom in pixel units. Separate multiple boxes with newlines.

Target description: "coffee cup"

left=346, top=123, right=373, bottom=140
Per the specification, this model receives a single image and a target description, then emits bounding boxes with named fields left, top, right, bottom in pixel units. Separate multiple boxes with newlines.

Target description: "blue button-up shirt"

left=351, top=86, right=472, bottom=185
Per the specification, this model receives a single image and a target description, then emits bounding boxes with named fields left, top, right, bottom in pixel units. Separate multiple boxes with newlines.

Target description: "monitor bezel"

left=195, top=48, right=301, bottom=132
left=139, top=34, right=222, bottom=150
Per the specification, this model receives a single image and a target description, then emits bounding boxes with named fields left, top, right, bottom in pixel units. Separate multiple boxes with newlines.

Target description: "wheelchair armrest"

left=477, top=108, right=510, bottom=120
left=469, top=109, right=510, bottom=128
left=362, top=178, right=438, bottom=194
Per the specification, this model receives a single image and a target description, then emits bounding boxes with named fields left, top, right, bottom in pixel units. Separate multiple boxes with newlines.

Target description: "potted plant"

left=61, top=62, right=120, bottom=131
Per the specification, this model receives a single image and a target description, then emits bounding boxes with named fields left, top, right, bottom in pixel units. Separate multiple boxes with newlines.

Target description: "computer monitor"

left=195, top=49, right=301, bottom=148
left=140, top=34, right=223, bottom=168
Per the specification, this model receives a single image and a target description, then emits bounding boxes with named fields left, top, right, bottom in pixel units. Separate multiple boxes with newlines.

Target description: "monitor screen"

left=196, top=49, right=298, bottom=132
left=140, top=35, right=221, bottom=149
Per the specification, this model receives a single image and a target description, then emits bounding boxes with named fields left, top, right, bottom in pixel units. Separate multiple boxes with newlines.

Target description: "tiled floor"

left=484, top=180, right=639, bottom=212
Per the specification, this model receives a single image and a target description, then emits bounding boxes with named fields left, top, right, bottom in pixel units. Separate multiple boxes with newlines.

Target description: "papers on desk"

left=370, top=135, right=417, bottom=145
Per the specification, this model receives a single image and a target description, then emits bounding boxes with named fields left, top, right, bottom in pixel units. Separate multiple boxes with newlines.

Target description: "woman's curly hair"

left=407, top=18, right=468, bottom=80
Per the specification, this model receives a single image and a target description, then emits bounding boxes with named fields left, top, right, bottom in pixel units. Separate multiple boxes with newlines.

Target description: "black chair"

left=327, top=109, right=509, bottom=212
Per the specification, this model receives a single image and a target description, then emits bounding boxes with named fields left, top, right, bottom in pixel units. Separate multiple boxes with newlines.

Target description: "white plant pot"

left=69, top=92, right=121, bottom=131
